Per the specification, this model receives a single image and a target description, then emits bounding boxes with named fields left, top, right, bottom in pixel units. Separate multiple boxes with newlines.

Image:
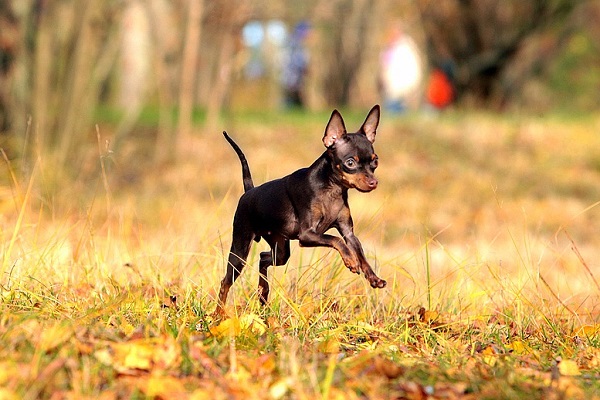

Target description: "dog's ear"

left=323, top=109, right=347, bottom=147
left=360, top=105, right=380, bottom=143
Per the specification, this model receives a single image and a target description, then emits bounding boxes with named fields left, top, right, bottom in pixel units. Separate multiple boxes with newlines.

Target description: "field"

left=2, top=110, right=600, bottom=399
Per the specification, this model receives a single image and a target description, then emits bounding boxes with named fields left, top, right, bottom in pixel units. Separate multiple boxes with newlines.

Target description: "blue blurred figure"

left=282, top=21, right=311, bottom=108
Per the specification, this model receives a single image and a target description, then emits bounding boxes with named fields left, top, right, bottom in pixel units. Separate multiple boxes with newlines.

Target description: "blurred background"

left=1, top=0, right=600, bottom=165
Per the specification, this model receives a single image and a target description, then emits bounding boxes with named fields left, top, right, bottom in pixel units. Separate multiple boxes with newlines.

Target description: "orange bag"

left=426, top=69, right=454, bottom=108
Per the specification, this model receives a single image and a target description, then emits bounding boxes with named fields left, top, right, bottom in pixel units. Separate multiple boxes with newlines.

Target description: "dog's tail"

left=223, top=131, right=254, bottom=192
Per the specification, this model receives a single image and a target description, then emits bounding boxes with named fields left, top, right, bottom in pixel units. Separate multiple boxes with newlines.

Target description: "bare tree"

left=202, top=2, right=247, bottom=132
left=311, top=0, right=376, bottom=106
left=176, top=0, right=205, bottom=153
left=1, top=1, right=122, bottom=165
left=0, top=3, right=19, bottom=133
left=145, top=1, right=181, bottom=163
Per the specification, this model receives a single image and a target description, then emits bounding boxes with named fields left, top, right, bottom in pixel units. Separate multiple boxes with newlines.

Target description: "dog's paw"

left=348, top=264, right=360, bottom=274
left=342, top=256, right=361, bottom=274
left=211, top=306, right=227, bottom=322
left=370, top=278, right=387, bottom=289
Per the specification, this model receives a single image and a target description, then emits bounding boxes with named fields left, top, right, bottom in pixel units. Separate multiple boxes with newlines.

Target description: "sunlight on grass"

left=1, top=112, right=600, bottom=398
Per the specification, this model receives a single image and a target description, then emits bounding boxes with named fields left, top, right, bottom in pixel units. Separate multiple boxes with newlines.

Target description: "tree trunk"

left=204, top=27, right=235, bottom=133
left=177, top=0, right=204, bottom=153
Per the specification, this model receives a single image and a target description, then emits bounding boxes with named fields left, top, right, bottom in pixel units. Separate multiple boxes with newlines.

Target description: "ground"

left=1, top=110, right=600, bottom=398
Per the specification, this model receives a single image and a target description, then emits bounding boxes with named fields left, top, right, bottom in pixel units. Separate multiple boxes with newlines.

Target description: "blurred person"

left=379, top=25, right=423, bottom=113
left=281, top=21, right=310, bottom=108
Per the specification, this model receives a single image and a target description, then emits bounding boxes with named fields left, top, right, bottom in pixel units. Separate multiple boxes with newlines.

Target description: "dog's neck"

left=308, top=151, right=348, bottom=196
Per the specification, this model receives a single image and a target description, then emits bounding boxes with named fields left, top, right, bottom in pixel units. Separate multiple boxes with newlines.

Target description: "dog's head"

left=323, top=105, right=380, bottom=192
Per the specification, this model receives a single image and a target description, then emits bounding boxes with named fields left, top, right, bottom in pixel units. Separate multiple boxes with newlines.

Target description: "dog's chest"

left=309, top=195, right=345, bottom=231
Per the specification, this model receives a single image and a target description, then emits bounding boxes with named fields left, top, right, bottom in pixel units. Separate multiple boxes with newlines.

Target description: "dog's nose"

left=367, top=178, right=378, bottom=189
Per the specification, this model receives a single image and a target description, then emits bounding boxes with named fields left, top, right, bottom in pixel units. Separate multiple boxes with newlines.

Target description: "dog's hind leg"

left=258, top=235, right=290, bottom=306
left=216, top=227, right=254, bottom=316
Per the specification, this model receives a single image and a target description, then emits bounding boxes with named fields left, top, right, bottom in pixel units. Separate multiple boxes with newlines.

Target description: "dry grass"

left=1, top=111, right=600, bottom=398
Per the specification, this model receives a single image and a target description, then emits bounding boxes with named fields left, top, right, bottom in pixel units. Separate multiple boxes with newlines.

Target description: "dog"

left=216, top=105, right=386, bottom=315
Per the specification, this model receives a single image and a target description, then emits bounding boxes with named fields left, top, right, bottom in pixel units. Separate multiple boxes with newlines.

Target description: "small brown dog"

left=216, top=106, right=386, bottom=314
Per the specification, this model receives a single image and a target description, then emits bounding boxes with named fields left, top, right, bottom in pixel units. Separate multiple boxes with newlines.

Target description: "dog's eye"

left=371, top=158, right=379, bottom=169
left=344, top=158, right=357, bottom=169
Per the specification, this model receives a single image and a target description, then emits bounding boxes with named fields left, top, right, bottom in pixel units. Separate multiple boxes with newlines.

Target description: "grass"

left=2, top=110, right=600, bottom=398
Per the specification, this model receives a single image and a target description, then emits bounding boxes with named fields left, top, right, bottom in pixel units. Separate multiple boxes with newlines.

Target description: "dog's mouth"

left=356, top=183, right=377, bottom=193
left=342, top=174, right=378, bottom=192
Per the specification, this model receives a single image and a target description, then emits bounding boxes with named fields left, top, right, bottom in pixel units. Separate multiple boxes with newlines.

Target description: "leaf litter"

left=1, top=291, right=599, bottom=400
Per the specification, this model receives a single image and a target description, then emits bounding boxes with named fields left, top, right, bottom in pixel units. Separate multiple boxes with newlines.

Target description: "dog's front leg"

left=297, top=229, right=361, bottom=273
left=341, top=233, right=386, bottom=288
left=335, top=209, right=387, bottom=289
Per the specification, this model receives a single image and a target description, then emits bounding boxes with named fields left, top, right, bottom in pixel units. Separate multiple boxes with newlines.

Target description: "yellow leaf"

left=120, top=321, right=137, bottom=337
left=423, top=310, right=439, bottom=323
left=573, top=324, right=600, bottom=337
left=209, top=314, right=267, bottom=338
left=483, top=356, right=497, bottom=367
left=0, top=388, right=19, bottom=400
left=558, top=359, right=580, bottom=376
left=210, top=317, right=240, bottom=338
left=112, top=340, right=155, bottom=371
left=350, top=321, right=377, bottom=332
left=37, top=323, right=73, bottom=353
left=508, top=340, right=531, bottom=355
left=239, top=313, right=267, bottom=336
left=190, top=388, right=215, bottom=400
left=0, top=362, right=17, bottom=385
left=317, top=330, right=341, bottom=353
left=94, top=348, right=114, bottom=367
left=480, top=345, right=496, bottom=356
left=226, top=365, right=253, bottom=388
left=145, top=375, right=187, bottom=399
left=480, top=345, right=497, bottom=366
left=318, top=337, right=340, bottom=353
left=269, top=377, right=293, bottom=399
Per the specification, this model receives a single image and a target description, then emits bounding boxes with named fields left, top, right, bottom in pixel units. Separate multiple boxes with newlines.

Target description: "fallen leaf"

left=153, top=335, right=181, bottom=370
left=480, top=345, right=498, bottom=367
left=558, top=359, right=580, bottom=376
left=209, top=313, right=268, bottom=338
left=0, top=362, right=17, bottom=385
left=96, top=339, right=160, bottom=374
left=145, top=375, right=188, bottom=400
left=573, top=324, right=600, bottom=338
left=249, top=353, right=276, bottom=377
left=374, top=356, right=405, bottom=379
left=422, top=310, right=439, bottom=324
left=317, top=330, right=341, bottom=354
left=396, top=381, right=427, bottom=400
left=587, top=348, right=600, bottom=368
left=432, top=381, right=469, bottom=398
left=209, top=317, right=240, bottom=338
left=93, top=348, right=114, bottom=367
left=37, top=322, right=73, bottom=353
left=269, top=377, right=293, bottom=399
left=0, top=388, right=19, bottom=400
left=508, top=340, right=531, bottom=355
left=190, top=387, right=219, bottom=400
left=239, top=313, right=267, bottom=336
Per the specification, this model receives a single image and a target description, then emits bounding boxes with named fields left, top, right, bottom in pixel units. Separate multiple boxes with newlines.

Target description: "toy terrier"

left=216, top=105, right=386, bottom=314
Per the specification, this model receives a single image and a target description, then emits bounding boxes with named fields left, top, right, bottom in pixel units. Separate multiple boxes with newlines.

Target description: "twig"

left=539, top=274, right=576, bottom=316
left=564, top=230, right=600, bottom=293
